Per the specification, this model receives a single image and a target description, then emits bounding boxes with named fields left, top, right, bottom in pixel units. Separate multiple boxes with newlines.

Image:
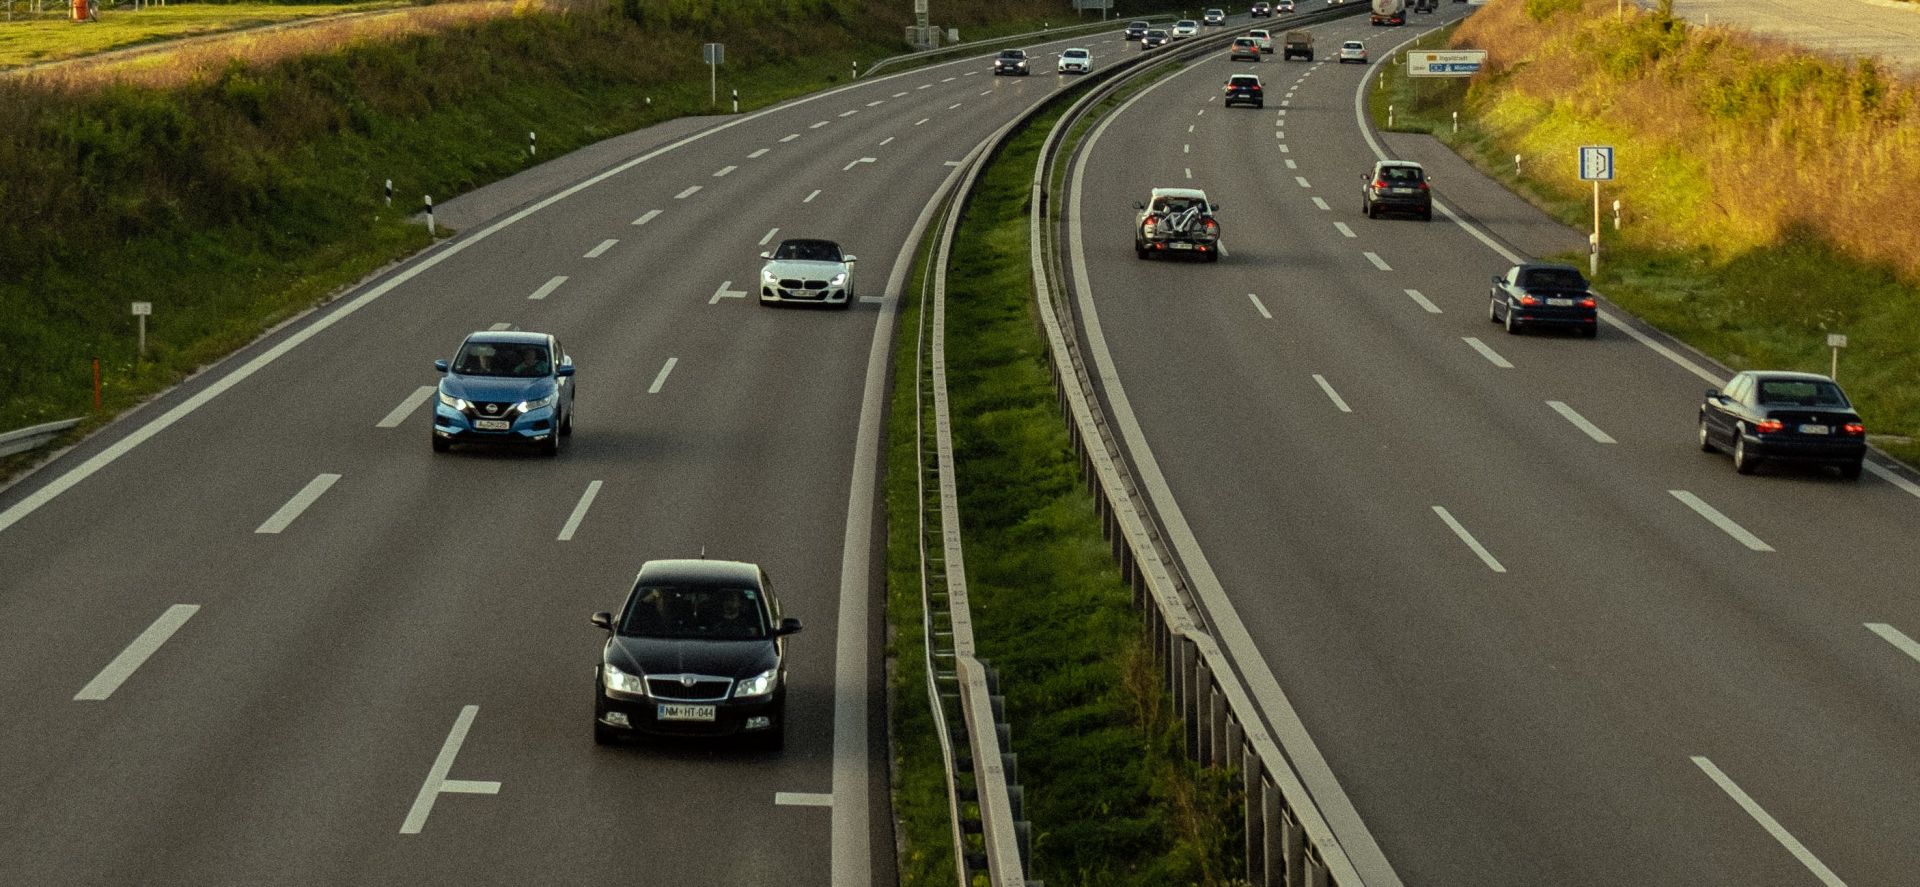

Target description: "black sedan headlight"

left=602, top=662, right=648, bottom=696
left=734, top=668, right=778, bottom=698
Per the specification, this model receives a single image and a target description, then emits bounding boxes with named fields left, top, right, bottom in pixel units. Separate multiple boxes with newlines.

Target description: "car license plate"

left=1546, top=297, right=1574, bottom=307
left=657, top=703, right=717, bottom=722
left=474, top=419, right=510, bottom=431
left=1392, top=187, right=1415, bottom=194
left=1799, top=423, right=1830, bottom=435
left=1169, top=242, right=1194, bottom=250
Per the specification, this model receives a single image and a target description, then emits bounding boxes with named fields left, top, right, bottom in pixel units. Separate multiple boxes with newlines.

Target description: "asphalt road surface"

left=1067, top=9, right=1920, bottom=886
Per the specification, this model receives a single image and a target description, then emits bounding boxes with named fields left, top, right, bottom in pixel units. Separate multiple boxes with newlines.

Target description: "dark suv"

left=1251, top=2, right=1273, bottom=16
left=992, top=48, right=1031, bottom=75
left=1361, top=159, right=1431, bottom=219
left=1222, top=73, right=1264, bottom=107
left=592, top=559, right=803, bottom=750
left=1124, top=20, right=1150, bottom=39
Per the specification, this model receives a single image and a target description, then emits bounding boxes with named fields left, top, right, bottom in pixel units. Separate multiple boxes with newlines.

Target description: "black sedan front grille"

left=647, top=675, right=734, bottom=701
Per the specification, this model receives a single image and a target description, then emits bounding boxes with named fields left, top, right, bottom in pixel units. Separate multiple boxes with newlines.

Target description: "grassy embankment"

left=885, top=67, right=1243, bottom=886
left=1368, top=0, right=1920, bottom=464
left=0, top=0, right=401, bottom=68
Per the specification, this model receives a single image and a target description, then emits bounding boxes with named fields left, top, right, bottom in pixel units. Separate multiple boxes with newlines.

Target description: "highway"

left=0, top=24, right=1147, bottom=886
left=1065, top=8, right=1920, bottom=886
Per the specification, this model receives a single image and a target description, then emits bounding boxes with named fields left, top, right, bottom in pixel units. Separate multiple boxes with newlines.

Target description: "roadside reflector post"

left=528, top=131, right=536, bottom=156
left=1828, top=333, right=1847, bottom=380
left=1515, top=153, right=1522, bottom=177
left=1452, top=110, right=1458, bottom=134
left=1387, top=104, right=1394, bottom=128
left=131, top=301, right=151, bottom=360
left=384, top=178, right=393, bottom=207
left=732, top=88, right=739, bottom=114
left=852, top=59, right=859, bottom=80
left=1612, top=198, right=1621, bottom=231
left=424, top=194, right=434, bottom=237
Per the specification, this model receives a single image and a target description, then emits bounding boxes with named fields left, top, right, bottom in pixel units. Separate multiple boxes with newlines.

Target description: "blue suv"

left=431, top=331, right=575, bottom=455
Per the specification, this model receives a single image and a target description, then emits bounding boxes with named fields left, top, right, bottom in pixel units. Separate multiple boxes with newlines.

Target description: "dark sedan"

left=992, top=48, right=1031, bottom=75
left=1699, top=371, right=1867, bottom=478
left=1124, top=20, right=1151, bottom=40
left=1487, top=263, right=1598, bottom=337
left=592, top=559, right=802, bottom=750
left=1141, top=28, right=1171, bottom=48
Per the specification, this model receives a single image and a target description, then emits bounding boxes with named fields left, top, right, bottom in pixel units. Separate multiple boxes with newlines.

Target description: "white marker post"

left=1579, top=145, right=1614, bottom=276
left=384, top=178, right=392, bottom=207
left=424, top=194, right=434, bottom=237
left=528, top=131, right=536, bottom=156
left=704, top=43, right=724, bottom=107
left=1613, top=198, right=1621, bottom=231
left=732, top=88, right=739, bottom=114
left=1828, top=333, right=1847, bottom=380
left=131, top=301, right=152, bottom=359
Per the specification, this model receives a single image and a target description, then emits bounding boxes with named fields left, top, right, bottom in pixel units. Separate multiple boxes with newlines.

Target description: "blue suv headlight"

left=517, top=392, right=556, bottom=412
left=438, top=391, right=471, bottom=411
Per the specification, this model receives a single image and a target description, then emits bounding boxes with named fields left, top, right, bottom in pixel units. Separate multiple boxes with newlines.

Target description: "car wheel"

left=1504, top=308, right=1521, bottom=335
left=1421, top=207, right=1433, bottom=221
left=1206, top=248, right=1220, bottom=263
left=431, top=432, right=450, bottom=453
left=1580, top=324, right=1598, bottom=339
left=1366, top=202, right=1378, bottom=219
left=1698, top=415, right=1717, bottom=453
left=560, top=408, right=574, bottom=437
left=1489, top=298, right=1501, bottom=323
left=1136, top=246, right=1150, bottom=259
left=1732, top=430, right=1758, bottom=474
left=541, top=429, right=561, bottom=457
left=1253, top=101, right=1263, bottom=108
left=594, top=718, right=618, bottom=746
left=1841, top=459, right=1864, bottom=481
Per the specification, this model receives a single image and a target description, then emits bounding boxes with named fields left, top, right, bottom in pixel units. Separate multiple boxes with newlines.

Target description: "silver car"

left=759, top=238, right=857, bottom=308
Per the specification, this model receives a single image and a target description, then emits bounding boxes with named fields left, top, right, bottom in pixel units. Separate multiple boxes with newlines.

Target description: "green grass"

left=0, top=1, right=399, bottom=68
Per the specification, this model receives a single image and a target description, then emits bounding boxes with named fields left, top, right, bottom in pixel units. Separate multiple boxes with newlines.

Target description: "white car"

left=1058, top=47, right=1093, bottom=74
left=759, top=238, right=856, bottom=308
left=1171, top=19, right=1200, bottom=37
left=1278, top=0, right=1295, bottom=10
left=1248, top=28, right=1275, bottom=53
left=1203, top=7, right=1227, bottom=24
left=1339, top=40, right=1368, bottom=63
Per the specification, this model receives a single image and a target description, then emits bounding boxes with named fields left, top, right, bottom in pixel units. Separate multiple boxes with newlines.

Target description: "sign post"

left=1578, top=145, right=1615, bottom=276
left=1828, top=333, right=1847, bottom=380
left=703, top=43, right=724, bottom=107
left=131, top=301, right=152, bottom=359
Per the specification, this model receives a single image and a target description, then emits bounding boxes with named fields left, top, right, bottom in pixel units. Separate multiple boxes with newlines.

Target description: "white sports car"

left=760, top=239, right=857, bottom=308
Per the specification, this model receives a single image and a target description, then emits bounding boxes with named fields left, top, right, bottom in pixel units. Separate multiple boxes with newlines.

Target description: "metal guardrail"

left=0, top=418, right=83, bottom=459
left=861, top=14, right=1176, bottom=80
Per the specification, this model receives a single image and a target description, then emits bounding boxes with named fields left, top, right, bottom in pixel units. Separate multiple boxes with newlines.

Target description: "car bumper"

left=1740, top=434, right=1867, bottom=464
left=432, top=404, right=558, bottom=443
left=1508, top=308, right=1597, bottom=328
left=1059, top=63, right=1090, bottom=73
left=596, top=688, right=785, bottom=739
left=993, top=66, right=1030, bottom=75
left=1140, top=239, right=1220, bottom=256
left=1231, top=52, right=1261, bottom=60
left=761, top=284, right=849, bottom=304
left=1224, top=94, right=1263, bottom=105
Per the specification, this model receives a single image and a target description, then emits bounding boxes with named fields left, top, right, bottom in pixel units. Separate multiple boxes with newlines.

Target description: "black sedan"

left=1141, top=29, right=1171, bottom=49
left=1488, top=263, right=1598, bottom=337
left=1699, top=371, right=1867, bottom=478
left=992, top=48, right=1031, bottom=75
left=592, top=558, right=802, bottom=749
left=1124, top=20, right=1151, bottom=40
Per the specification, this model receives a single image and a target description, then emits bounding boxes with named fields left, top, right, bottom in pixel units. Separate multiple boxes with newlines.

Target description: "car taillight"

left=1844, top=422, right=1866, bottom=435
left=1204, top=219, right=1219, bottom=232
left=1143, top=214, right=1157, bottom=228
left=1580, top=297, right=1596, bottom=308
left=1417, top=181, right=1429, bottom=191
left=1754, top=419, right=1784, bottom=433
left=1252, top=85, right=1262, bottom=91
left=1517, top=294, right=1540, bottom=306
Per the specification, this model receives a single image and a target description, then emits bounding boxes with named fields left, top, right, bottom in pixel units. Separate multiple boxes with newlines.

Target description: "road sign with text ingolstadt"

left=1407, top=49, right=1485, bottom=77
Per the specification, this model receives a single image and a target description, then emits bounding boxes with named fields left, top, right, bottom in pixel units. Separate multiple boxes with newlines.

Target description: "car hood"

left=606, top=635, right=778, bottom=680
left=762, top=258, right=850, bottom=279
left=441, top=374, right=554, bottom=403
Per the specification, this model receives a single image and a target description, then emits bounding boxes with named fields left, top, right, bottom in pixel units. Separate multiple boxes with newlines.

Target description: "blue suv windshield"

left=454, top=342, right=550, bottom=378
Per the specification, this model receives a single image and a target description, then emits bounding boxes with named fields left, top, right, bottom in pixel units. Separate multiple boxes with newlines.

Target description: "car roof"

left=1513, top=261, right=1580, bottom=274
left=778, top=237, right=841, bottom=249
left=1064, top=47, right=1090, bottom=53
left=635, top=558, right=763, bottom=587
left=1344, top=40, right=1366, bottom=47
left=1375, top=160, right=1424, bottom=170
left=462, top=330, right=549, bottom=346
left=1227, top=72, right=1262, bottom=82
left=1150, top=187, right=1211, bottom=201
left=1744, top=370, right=1840, bottom=383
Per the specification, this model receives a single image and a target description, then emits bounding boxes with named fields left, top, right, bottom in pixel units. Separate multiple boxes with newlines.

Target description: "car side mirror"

left=1705, top=389, right=1721, bottom=401
left=591, top=611, right=614, bottom=630
left=843, top=255, right=857, bottom=263
left=1491, top=276, right=1502, bottom=284
left=777, top=617, right=804, bottom=636
left=557, top=365, right=576, bottom=377
left=1132, top=201, right=1146, bottom=210
left=1212, top=203, right=1222, bottom=211
left=434, top=359, right=449, bottom=373
left=759, top=251, right=772, bottom=259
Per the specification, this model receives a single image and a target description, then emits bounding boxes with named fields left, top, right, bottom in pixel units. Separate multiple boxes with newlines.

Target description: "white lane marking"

left=944, top=161, right=964, bottom=166
left=1403, top=288, right=1441, bottom=313
left=1184, top=144, right=1191, bottom=153
left=1866, top=623, right=1920, bottom=665
left=1669, top=490, right=1774, bottom=552
left=1312, top=197, right=1329, bottom=211
left=583, top=238, right=617, bottom=258
left=1691, top=757, right=1847, bottom=887
left=777, top=792, right=834, bottom=807
left=748, top=148, right=769, bottom=158
left=859, top=295, right=887, bottom=304
left=1863, top=461, right=1920, bottom=498
left=713, top=165, right=738, bottom=177
left=917, top=83, right=932, bottom=90
left=866, top=100, right=884, bottom=107
left=805, top=189, right=822, bottom=203
left=839, top=110, right=859, bottom=118
left=1275, top=130, right=1285, bottom=139
left=376, top=386, right=436, bottom=428
left=648, top=358, right=679, bottom=394
left=1187, top=124, right=1195, bottom=133
left=1184, top=168, right=1193, bottom=180
left=780, top=133, right=800, bottom=142
left=1295, top=176, right=1310, bottom=188
left=557, top=480, right=603, bottom=542
left=1462, top=337, right=1513, bottom=368
left=487, top=322, right=512, bottom=331
left=880, top=136, right=895, bottom=146
left=74, top=604, right=199, bottom=701
left=631, top=209, right=662, bottom=226
left=710, top=281, right=748, bottom=304
left=843, top=157, right=877, bottom=171
left=892, top=91, right=908, bottom=97
left=915, top=117, right=930, bottom=126
left=1364, top=251, right=1391, bottom=271
left=1248, top=293, right=1272, bottom=320
left=964, top=70, right=978, bottom=76
left=948, top=102, right=963, bottom=110
left=674, top=185, right=701, bottom=199
left=1285, top=159, right=1298, bottom=170
left=1282, top=100, right=1291, bottom=107
left=401, top=705, right=501, bottom=835
left=256, top=473, right=341, bottom=534
left=1277, top=109, right=1287, bottom=116
left=527, top=275, right=569, bottom=301
left=759, top=227, right=781, bottom=246
left=1334, top=222, right=1356, bottom=238
left=979, top=89, right=992, bottom=96
left=1547, top=401, right=1616, bottom=443
left=810, top=121, right=830, bottom=129
left=1433, top=506, right=1507, bottom=573
left=941, top=76, right=956, bottom=82
left=1313, top=375, right=1353, bottom=413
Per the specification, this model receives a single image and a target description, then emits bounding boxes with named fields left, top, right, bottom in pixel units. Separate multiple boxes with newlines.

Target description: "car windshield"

left=1758, top=380, right=1850, bottom=407
left=1519, top=267, right=1587, bottom=289
left=999, top=50, right=1025, bottom=59
left=1344, top=42, right=1364, bottom=49
left=1229, top=76, right=1259, bottom=86
left=1065, top=50, right=1088, bottom=58
left=453, top=342, right=550, bottom=378
left=774, top=239, right=843, bottom=262
left=1379, top=166, right=1424, bottom=183
left=1148, top=30, right=1167, bottom=36
left=620, top=585, right=769, bottom=640
left=1151, top=195, right=1207, bottom=213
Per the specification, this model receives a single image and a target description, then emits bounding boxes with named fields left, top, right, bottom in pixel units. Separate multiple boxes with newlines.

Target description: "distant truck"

left=1370, top=0, right=1406, bottom=25
left=1282, top=29, right=1313, bottom=61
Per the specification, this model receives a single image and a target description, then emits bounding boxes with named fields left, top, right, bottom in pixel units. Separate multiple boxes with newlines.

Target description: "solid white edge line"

left=777, top=792, right=835, bottom=807
left=1403, top=288, right=1441, bottom=313
left=1068, top=58, right=1405, bottom=887
left=1668, top=490, right=1774, bottom=552
left=557, top=480, right=603, bottom=542
left=1313, top=374, right=1353, bottom=413
left=401, top=705, right=500, bottom=834
left=1547, top=400, right=1616, bottom=444
left=1248, top=293, right=1272, bottom=319
left=1865, top=622, right=1920, bottom=665
left=1691, top=756, right=1849, bottom=887
left=647, top=358, right=678, bottom=394
left=584, top=238, right=617, bottom=258
left=255, top=473, right=341, bottom=534
left=375, top=386, right=436, bottom=428
left=1461, top=336, right=1513, bottom=369
left=74, top=604, right=200, bottom=701
left=1432, top=505, right=1507, bottom=573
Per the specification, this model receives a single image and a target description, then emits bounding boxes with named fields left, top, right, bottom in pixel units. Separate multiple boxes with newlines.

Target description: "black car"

left=1222, top=73, right=1264, bottom=107
left=1487, top=263, right=1598, bottom=337
left=1700, top=371, right=1867, bottom=478
left=592, top=559, right=802, bottom=749
left=1124, top=20, right=1151, bottom=40
left=992, top=48, right=1031, bottom=75
left=1361, top=159, right=1431, bottom=220
left=1251, top=1, right=1273, bottom=15
left=1141, top=29, right=1171, bottom=49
